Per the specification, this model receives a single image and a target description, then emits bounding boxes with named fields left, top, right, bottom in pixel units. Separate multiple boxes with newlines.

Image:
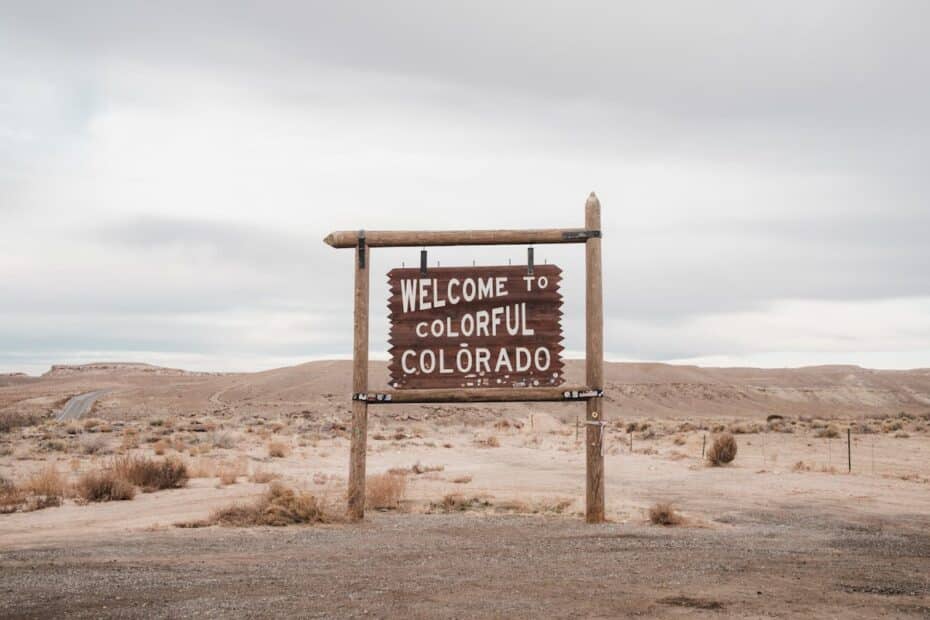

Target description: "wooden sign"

left=387, top=265, right=564, bottom=389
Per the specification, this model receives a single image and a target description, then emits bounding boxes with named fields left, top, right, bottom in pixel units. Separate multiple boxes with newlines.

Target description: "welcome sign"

left=387, top=265, right=564, bottom=389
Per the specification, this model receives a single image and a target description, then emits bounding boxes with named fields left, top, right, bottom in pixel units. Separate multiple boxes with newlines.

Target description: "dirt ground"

left=2, top=508, right=929, bottom=619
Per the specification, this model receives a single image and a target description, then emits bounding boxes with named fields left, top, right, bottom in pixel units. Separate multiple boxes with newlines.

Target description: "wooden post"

left=847, top=427, right=852, bottom=473
left=347, top=234, right=370, bottom=521
left=584, top=192, right=605, bottom=523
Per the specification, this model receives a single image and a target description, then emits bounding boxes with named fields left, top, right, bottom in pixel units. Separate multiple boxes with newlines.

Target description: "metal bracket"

left=562, top=229, right=602, bottom=241
left=352, top=392, right=393, bottom=402
left=420, top=249, right=428, bottom=276
left=586, top=420, right=608, bottom=455
left=357, top=230, right=366, bottom=269
left=527, top=246, right=534, bottom=276
left=561, top=389, right=604, bottom=400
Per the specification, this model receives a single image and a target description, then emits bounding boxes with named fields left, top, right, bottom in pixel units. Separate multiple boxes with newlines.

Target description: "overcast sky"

left=2, top=1, right=929, bottom=375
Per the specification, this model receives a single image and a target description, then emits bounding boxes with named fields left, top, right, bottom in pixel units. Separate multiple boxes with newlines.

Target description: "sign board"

left=387, top=265, right=564, bottom=389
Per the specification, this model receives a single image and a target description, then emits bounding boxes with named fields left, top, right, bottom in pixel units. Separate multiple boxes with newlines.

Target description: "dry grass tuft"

left=451, top=475, right=473, bottom=484
left=75, top=469, right=136, bottom=502
left=11, top=466, right=69, bottom=511
left=24, top=465, right=68, bottom=502
left=410, top=461, right=444, bottom=475
left=648, top=502, right=683, bottom=526
left=113, top=455, right=188, bottom=492
left=0, top=476, right=25, bottom=513
left=267, top=441, right=290, bottom=458
left=249, top=468, right=280, bottom=483
left=365, top=473, right=407, bottom=510
left=815, top=425, right=840, bottom=439
left=208, top=482, right=339, bottom=527
left=79, top=434, right=111, bottom=455
left=0, top=411, right=42, bottom=433
left=475, top=435, right=500, bottom=448
left=216, top=459, right=247, bottom=486
left=706, top=433, right=738, bottom=466
left=429, top=493, right=493, bottom=513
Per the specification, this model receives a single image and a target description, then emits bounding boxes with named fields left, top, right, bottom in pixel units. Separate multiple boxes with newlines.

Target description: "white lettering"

left=448, top=278, right=461, bottom=305
left=475, top=347, right=491, bottom=374
left=520, top=303, right=535, bottom=335
left=534, top=347, right=551, bottom=371
left=420, top=349, right=436, bottom=374
left=401, top=350, right=416, bottom=374
left=415, top=322, right=428, bottom=338
left=505, top=304, right=519, bottom=336
left=439, top=349, right=453, bottom=374
left=460, top=313, right=475, bottom=337
left=491, top=306, right=504, bottom=336
left=432, top=278, right=446, bottom=308
left=495, top=277, right=507, bottom=297
left=456, top=347, right=473, bottom=373
left=495, top=348, right=513, bottom=373
left=478, top=277, right=493, bottom=299
left=462, top=278, right=476, bottom=302
left=401, top=279, right=418, bottom=312
left=418, top=278, right=432, bottom=311
left=476, top=310, right=490, bottom=337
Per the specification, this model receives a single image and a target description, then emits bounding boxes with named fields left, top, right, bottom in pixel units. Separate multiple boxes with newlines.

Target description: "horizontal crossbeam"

left=353, top=386, right=603, bottom=404
left=324, top=228, right=601, bottom=248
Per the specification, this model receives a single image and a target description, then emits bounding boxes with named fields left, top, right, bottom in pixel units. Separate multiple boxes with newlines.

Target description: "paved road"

left=56, top=390, right=109, bottom=421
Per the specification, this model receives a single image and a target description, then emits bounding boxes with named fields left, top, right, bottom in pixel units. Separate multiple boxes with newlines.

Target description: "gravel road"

left=55, top=390, right=109, bottom=421
left=1, top=508, right=928, bottom=618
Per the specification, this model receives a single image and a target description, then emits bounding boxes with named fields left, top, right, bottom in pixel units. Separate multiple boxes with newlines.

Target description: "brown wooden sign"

left=387, top=265, right=564, bottom=389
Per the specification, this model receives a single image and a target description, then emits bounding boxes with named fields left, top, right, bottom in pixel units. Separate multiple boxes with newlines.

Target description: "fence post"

left=847, top=427, right=852, bottom=473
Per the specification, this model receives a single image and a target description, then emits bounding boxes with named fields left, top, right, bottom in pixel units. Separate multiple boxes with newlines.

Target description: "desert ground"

left=1, top=360, right=929, bottom=618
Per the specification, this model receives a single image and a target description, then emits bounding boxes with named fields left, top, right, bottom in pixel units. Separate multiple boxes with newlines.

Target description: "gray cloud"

left=1, top=2, right=929, bottom=371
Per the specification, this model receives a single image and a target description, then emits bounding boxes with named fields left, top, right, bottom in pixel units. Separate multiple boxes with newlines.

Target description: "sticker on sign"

left=387, top=265, right=564, bottom=389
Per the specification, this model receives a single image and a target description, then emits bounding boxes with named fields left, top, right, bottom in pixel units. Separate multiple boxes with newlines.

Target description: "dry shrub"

left=152, top=440, right=168, bottom=455
left=207, top=431, right=237, bottom=450
left=267, top=441, right=290, bottom=458
left=187, top=457, right=216, bottom=478
left=75, top=469, right=136, bottom=502
left=429, top=493, right=492, bottom=513
left=411, top=461, right=444, bottom=474
left=815, top=425, right=840, bottom=439
left=79, top=434, right=111, bottom=455
left=648, top=502, right=683, bottom=526
left=672, top=435, right=686, bottom=446
left=475, top=435, right=500, bottom=448
left=451, top=475, right=473, bottom=484
left=0, top=411, right=42, bottom=433
left=21, top=466, right=67, bottom=510
left=729, top=422, right=762, bottom=435
left=216, top=460, right=247, bottom=486
left=113, top=455, right=188, bottom=492
left=249, top=468, right=280, bottom=483
left=706, top=433, right=738, bottom=466
left=365, top=473, right=407, bottom=510
left=792, top=460, right=812, bottom=472
left=0, top=476, right=25, bottom=513
left=209, top=482, right=337, bottom=526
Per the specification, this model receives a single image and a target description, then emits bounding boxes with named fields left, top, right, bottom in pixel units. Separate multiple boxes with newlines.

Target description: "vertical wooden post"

left=847, top=427, right=851, bottom=473
left=584, top=192, right=605, bottom=523
left=347, top=234, right=370, bottom=520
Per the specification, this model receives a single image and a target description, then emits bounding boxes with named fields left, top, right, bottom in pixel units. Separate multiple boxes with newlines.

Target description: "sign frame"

left=324, top=192, right=605, bottom=523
